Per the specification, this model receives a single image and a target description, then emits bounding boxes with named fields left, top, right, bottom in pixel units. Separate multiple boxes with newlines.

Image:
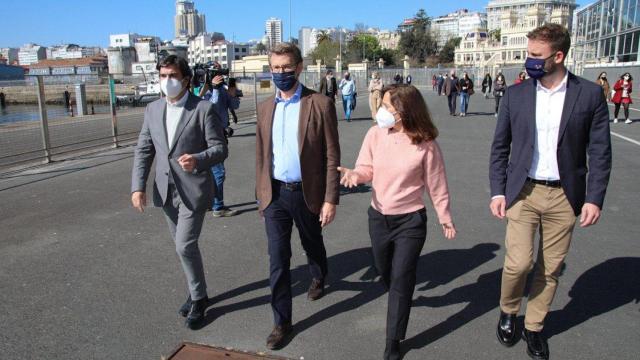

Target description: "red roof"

left=30, top=56, right=107, bottom=69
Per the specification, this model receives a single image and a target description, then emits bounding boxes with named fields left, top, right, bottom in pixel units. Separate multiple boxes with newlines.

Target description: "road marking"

left=610, top=131, right=640, bottom=146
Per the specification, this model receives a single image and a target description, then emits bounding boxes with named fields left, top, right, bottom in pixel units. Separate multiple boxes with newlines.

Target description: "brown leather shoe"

left=266, top=323, right=293, bottom=350
left=307, top=278, right=325, bottom=301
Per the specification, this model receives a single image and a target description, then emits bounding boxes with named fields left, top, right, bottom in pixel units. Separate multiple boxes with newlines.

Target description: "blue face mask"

left=525, top=54, right=555, bottom=80
left=272, top=71, right=298, bottom=92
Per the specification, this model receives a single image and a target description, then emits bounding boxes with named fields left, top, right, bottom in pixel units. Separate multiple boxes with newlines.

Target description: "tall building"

left=47, top=44, right=101, bottom=59
left=432, top=9, right=487, bottom=49
left=266, top=18, right=283, bottom=48
left=299, top=27, right=313, bottom=57
left=486, top=0, right=577, bottom=31
left=0, top=48, right=20, bottom=65
left=175, top=0, right=206, bottom=38
left=18, top=43, right=47, bottom=65
left=573, top=0, right=639, bottom=64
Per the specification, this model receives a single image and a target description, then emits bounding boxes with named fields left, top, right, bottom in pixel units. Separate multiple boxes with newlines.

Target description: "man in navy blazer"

left=489, top=24, right=611, bottom=360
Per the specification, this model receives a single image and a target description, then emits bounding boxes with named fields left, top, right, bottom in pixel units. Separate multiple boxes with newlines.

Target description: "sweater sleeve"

left=423, top=140, right=452, bottom=224
left=353, top=127, right=375, bottom=183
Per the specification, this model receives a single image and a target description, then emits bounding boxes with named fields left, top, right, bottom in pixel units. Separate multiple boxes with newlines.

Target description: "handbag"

left=350, top=93, right=357, bottom=110
left=468, top=87, right=475, bottom=96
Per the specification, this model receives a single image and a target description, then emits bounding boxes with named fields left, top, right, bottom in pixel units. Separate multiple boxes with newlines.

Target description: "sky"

left=0, top=0, right=493, bottom=48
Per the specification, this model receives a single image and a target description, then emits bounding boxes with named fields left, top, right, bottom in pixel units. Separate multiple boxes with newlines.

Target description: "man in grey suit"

left=131, top=55, right=228, bottom=329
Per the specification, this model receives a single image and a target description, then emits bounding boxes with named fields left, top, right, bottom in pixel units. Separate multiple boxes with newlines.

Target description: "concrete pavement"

left=0, top=87, right=638, bottom=359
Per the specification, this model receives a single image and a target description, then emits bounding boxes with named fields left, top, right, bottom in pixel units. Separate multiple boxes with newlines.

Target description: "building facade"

left=175, top=0, right=206, bottom=38
left=486, top=0, right=577, bottom=31
left=432, top=9, right=487, bottom=49
left=18, top=44, right=47, bottom=65
left=266, top=18, right=283, bottom=48
left=573, top=0, right=640, bottom=64
left=299, top=27, right=313, bottom=57
left=28, top=57, right=108, bottom=83
left=47, top=44, right=101, bottom=60
left=0, top=48, right=20, bottom=65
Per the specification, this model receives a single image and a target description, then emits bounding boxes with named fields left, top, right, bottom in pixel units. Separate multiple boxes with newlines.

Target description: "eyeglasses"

left=271, top=64, right=297, bottom=73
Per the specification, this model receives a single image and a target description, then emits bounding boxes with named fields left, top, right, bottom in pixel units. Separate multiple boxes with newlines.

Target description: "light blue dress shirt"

left=272, top=83, right=303, bottom=183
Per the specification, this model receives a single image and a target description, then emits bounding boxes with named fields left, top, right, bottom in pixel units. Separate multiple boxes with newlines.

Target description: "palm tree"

left=316, top=30, right=331, bottom=44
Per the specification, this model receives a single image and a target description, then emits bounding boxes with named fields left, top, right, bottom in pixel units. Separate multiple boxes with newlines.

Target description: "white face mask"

left=161, top=78, right=184, bottom=99
left=375, top=107, right=398, bottom=129
left=624, top=76, right=630, bottom=80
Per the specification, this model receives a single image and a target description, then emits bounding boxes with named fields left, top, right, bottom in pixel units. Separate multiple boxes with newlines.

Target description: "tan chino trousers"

left=369, top=90, right=382, bottom=120
left=500, top=181, right=577, bottom=331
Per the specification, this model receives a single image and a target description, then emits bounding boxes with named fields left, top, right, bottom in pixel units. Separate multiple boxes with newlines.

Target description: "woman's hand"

left=442, top=222, right=457, bottom=240
left=337, top=166, right=359, bottom=188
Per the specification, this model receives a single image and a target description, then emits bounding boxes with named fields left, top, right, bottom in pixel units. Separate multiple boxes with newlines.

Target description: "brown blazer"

left=256, top=85, right=340, bottom=214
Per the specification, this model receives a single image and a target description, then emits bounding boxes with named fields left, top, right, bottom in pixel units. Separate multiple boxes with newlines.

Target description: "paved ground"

left=0, top=87, right=639, bottom=360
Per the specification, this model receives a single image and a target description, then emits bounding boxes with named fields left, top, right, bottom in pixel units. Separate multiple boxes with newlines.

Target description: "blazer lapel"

left=158, top=98, right=170, bottom=151
left=169, top=93, right=197, bottom=153
left=298, top=87, right=312, bottom=155
left=558, top=73, right=581, bottom=141
left=262, top=95, right=276, bottom=171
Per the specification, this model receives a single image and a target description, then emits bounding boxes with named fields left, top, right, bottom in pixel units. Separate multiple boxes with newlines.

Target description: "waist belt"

left=527, top=177, right=561, bottom=188
left=272, top=179, right=302, bottom=191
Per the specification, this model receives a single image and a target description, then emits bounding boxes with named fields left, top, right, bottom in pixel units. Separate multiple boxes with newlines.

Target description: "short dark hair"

left=527, top=23, right=571, bottom=59
left=156, top=55, right=192, bottom=80
left=269, top=42, right=303, bottom=65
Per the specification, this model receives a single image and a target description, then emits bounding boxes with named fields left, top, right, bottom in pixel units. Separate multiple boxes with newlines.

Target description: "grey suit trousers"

left=163, top=184, right=207, bottom=301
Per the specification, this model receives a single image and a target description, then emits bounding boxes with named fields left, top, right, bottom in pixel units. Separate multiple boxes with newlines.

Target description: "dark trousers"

left=264, top=180, right=328, bottom=325
left=368, top=206, right=427, bottom=340
left=447, top=93, right=458, bottom=115
left=614, top=102, right=630, bottom=119
left=495, top=95, right=502, bottom=113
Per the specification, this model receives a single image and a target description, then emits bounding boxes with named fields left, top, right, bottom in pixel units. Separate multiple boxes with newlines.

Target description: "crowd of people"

left=131, top=23, right=618, bottom=360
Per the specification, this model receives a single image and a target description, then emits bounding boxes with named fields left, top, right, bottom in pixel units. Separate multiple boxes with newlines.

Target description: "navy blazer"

left=489, top=72, right=612, bottom=216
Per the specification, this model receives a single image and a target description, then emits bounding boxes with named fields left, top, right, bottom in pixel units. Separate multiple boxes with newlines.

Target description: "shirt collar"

left=537, top=71, right=569, bottom=94
left=167, top=90, right=189, bottom=108
left=275, top=83, right=303, bottom=104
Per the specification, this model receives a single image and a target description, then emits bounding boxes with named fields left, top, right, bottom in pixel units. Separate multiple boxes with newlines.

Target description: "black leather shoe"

left=307, top=278, right=325, bottom=301
left=522, top=329, right=549, bottom=360
left=178, top=295, right=191, bottom=318
left=496, top=311, right=518, bottom=347
left=266, top=323, right=293, bottom=350
left=384, top=339, right=401, bottom=360
left=185, top=298, right=208, bottom=329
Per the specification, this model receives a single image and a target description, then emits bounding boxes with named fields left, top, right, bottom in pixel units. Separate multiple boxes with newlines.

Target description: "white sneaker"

left=614, top=118, right=619, bottom=123
left=625, top=119, right=632, bottom=124
left=495, top=113, right=498, bottom=118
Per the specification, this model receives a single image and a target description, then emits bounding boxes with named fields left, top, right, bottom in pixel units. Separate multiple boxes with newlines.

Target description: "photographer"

left=203, top=62, right=240, bottom=217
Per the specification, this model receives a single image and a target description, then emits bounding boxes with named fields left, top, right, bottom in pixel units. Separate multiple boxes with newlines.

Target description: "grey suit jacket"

left=131, top=92, right=228, bottom=212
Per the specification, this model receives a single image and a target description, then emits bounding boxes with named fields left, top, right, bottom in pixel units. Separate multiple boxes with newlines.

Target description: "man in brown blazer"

left=255, top=43, right=340, bottom=350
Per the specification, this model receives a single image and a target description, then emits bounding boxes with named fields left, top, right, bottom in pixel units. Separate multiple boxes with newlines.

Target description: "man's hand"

left=132, top=191, right=146, bottom=213
left=337, top=166, right=359, bottom=188
left=178, top=154, right=196, bottom=173
left=212, top=75, right=224, bottom=87
left=319, top=202, right=336, bottom=228
left=490, top=197, right=506, bottom=219
left=580, top=203, right=601, bottom=227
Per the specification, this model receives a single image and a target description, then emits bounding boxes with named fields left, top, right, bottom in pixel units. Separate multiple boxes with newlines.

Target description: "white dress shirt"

left=165, top=91, right=189, bottom=147
left=529, top=72, right=568, bottom=181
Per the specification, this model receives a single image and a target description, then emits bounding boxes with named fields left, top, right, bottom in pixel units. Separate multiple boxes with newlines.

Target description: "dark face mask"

left=272, top=71, right=298, bottom=92
left=525, top=53, right=556, bottom=80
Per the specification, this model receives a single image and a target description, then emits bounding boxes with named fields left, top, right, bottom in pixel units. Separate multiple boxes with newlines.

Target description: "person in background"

left=493, top=73, right=507, bottom=118
left=393, top=72, right=403, bottom=85
left=319, top=69, right=338, bottom=102
left=443, top=70, right=459, bottom=116
left=64, top=87, right=71, bottom=112
left=339, top=71, right=357, bottom=121
left=0, top=89, right=6, bottom=108
left=596, top=72, right=611, bottom=103
left=457, top=72, right=474, bottom=117
left=203, top=62, right=241, bottom=217
left=432, top=74, right=437, bottom=91
left=338, top=84, right=456, bottom=360
left=482, top=73, right=493, bottom=98
left=437, top=74, right=445, bottom=96
left=368, top=71, right=384, bottom=120
left=612, top=73, right=633, bottom=124
left=514, top=71, right=527, bottom=85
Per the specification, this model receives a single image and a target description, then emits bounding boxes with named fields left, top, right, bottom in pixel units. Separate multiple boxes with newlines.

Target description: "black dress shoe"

left=496, top=311, right=518, bottom=347
left=307, top=278, right=325, bottom=301
left=522, top=329, right=549, bottom=360
left=178, top=295, right=191, bottom=318
left=384, top=339, right=401, bottom=360
left=185, top=298, right=208, bottom=329
left=266, top=323, right=293, bottom=350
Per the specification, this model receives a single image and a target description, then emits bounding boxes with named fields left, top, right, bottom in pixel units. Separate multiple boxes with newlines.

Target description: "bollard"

left=36, top=76, right=52, bottom=163
left=75, top=83, right=88, bottom=116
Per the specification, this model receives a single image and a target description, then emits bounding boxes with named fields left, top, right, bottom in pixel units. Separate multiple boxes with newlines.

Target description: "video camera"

left=192, top=62, right=242, bottom=97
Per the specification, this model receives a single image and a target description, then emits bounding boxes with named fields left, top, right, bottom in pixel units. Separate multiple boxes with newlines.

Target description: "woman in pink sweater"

left=338, top=84, right=456, bottom=360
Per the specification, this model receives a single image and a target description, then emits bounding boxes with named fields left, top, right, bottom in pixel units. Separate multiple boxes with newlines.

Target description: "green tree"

left=346, top=33, right=380, bottom=63
left=488, top=28, right=501, bottom=42
left=398, top=9, right=437, bottom=64
left=316, top=30, right=331, bottom=44
left=255, top=43, right=267, bottom=55
left=308, top=39, right=340, bottom=67
left=438, top=37, right=462, bottom=64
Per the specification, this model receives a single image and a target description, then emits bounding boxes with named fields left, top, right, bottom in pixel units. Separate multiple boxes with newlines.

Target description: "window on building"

left=502, top=36, right=508, bottom=46
left=235, top=48, right=239, bottom=52
left=235, top=56, right=240, bottom=60
left=222, top=56, right=227, bottom=61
